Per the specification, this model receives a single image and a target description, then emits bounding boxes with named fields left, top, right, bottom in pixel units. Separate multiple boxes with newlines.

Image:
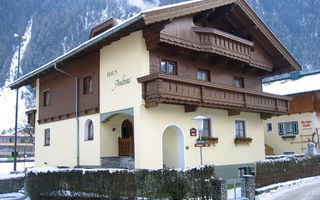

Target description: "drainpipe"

left=54, top=63, right=80, bottom=167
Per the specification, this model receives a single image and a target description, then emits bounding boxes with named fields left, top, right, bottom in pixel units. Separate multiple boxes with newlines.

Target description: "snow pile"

left=0, top=173, right=25, bottom=181
left=27, top=166, right=127, bottom=175
left=257, top=154, right=306, bottom=164
left=263, top=73, right=320, bottom=95
left=257, top=175, right=320, bottom=199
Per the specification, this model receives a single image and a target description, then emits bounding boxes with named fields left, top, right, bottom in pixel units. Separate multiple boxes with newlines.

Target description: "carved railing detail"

left=138, top=74, right=291, bottom=114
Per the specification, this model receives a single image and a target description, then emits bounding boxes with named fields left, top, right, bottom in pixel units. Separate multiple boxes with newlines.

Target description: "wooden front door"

left=118, top=120, right=134, bottom=156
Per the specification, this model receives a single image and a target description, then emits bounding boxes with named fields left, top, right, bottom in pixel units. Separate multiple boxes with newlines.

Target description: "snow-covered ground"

left=257, top=175, right=320, bottom=200
left=0, top=162, right=34, bottom=178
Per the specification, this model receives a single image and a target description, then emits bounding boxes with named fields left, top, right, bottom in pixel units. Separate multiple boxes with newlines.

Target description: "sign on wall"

left=301, top=120, right=312, bottom=128
left=190, top=128, right=197, bottom=136
left=107, top=69, right=132, bottom=91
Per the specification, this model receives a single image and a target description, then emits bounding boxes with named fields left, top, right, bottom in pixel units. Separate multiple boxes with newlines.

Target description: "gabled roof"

left=9, top=0, right=301, bottom=89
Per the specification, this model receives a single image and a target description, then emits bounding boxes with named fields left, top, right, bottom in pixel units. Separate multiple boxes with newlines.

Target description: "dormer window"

left=161, top=60, right=176, bottom=75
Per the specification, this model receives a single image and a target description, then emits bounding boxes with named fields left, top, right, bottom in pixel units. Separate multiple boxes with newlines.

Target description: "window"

left=197, top=69, right=210, bottom=81
left=278, top=121, right=298, bottom=137
left=238, top=167, right=247, bottom=177
left=85, top=119, right=94, bottom=141
left=234, top=76, right=244, bottom=88
left=266, top=122, right=273, bottom=133
left=202, top=118, right=211, bottom=137
left=44, top=129, right=50, bottom=146
left=161, top=60, right=176, bottom=75
left=235, top=120, right=246, bottom=137
left=83, top=76, right=93, bottom=95
left=43, top=89, right=50, bottom=107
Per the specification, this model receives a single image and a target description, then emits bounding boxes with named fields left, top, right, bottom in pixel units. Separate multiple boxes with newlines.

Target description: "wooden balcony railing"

left=137, top=73, right=291, bottom=114
left=118, top=137, right=134, bottom=156
left=193, top=26, right=253, bottom=63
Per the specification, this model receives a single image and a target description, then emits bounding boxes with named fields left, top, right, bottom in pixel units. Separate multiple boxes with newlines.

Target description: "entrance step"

left=100, top=156, right=134, bottom=169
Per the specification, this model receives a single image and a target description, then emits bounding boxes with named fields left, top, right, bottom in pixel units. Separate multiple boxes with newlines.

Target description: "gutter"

left=54, top=63, right=80, bottom=167
left=9, top=13, right=144, bottom=89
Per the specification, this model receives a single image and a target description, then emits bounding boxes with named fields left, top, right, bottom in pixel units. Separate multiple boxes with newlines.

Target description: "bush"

left=25, top=165, right=222, bottom=199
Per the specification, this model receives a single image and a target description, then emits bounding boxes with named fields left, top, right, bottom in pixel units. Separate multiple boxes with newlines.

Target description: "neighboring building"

left=0, top=132, right=35, bottom=158
left=264, top=90, right=320, bottom=155
left=9, top=0, right=300, bottom=179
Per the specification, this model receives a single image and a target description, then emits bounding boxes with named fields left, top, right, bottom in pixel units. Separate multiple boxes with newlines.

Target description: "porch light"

left=193, top=116, right=206, bottom=166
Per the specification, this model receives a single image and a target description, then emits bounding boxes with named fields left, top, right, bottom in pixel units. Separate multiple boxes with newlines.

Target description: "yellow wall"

left=163, top=127, right=179, bottom=168
left=135, top=104, right=265, bottom=169
left=35, top=76, right=101, bottom=168
left=264, top=112, right=315, bottom=155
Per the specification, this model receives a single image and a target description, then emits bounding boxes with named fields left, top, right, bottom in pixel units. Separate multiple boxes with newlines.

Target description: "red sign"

left=301, top=120, right=312, bottom=128
left=190, top=128, right=197, bottom=136
left=195, top=143, right=210, bottom=147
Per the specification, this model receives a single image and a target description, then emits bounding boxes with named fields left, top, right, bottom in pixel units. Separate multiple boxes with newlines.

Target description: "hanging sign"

left=190, top=128, right=197, bottom=136
left=195, top=143, right=210, bottom=147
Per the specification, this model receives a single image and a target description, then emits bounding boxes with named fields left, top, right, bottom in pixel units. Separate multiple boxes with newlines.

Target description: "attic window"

left=83, top=76, right=93, bottom=95
left=43, top=89, right=51, bottom=107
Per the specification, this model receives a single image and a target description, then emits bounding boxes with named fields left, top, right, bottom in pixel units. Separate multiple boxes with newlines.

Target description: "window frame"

left=235, top=119, right=247, bottom=138
left=84, top=119, right=94, bottom=141
left=43, top=89, right=51, bottom=107
left=266, top=122, right=273, bottom=133
left=197, top=69, right=210, bottom=82
left=83, top=75, right=93, bottom=95
left=278, top=121, right=299, bottom=137
left=202, top=117, right=213, bottom=137
left=44, top=128, right=50, bottom=146
left=160, top=59, right=177, bottom=75
left=234, top=76, right=245, bottom=88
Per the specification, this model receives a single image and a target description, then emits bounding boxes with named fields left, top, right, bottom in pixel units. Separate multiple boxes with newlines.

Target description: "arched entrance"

left=118, top=119, right=134, bottom=156
left=162, top=125, right=185, bottom=169
left=121, top=119, right=133, bottom=139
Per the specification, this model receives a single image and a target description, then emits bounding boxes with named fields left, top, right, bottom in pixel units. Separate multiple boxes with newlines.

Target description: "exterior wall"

left=135, top=104, right=265, bottom=170
left=264, top=112, right=315, bottom=155
left=38, top=50, right=99, bottom=124
left=150, top=48, right=262, bottom=92
left=99, top=30, right=149, bottom=162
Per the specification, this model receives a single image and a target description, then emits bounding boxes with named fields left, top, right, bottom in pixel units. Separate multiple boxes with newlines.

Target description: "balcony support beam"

left=228, top=109, right=241, bottom=116
left=184, top=105, right=198, bottom=113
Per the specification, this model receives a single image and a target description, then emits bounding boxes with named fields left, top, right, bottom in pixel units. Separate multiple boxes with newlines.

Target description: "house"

left=0, top=132, right=34, bottom=158
left=264, top=89, right=320, bottom=155
left=9, top=0, right=301, bottom=179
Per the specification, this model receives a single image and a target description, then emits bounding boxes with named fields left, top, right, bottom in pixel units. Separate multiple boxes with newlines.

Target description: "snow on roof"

left=263, top=73, right=320, bottom=96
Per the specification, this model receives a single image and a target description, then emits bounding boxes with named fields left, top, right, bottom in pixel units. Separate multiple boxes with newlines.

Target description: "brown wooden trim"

left=137, top=73, right=291, bottom=100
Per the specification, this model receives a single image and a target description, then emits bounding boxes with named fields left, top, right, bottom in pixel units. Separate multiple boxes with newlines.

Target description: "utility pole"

left=13, top=33, right=26, bottom=171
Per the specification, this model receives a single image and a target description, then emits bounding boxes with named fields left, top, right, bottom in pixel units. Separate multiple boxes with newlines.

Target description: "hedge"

left=25, top=165, right=223, bottom=199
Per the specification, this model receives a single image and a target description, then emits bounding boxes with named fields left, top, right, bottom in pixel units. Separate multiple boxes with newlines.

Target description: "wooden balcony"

left=118, top=137, right=134, bottom=157
left=137, top=73, right=291, bottom=115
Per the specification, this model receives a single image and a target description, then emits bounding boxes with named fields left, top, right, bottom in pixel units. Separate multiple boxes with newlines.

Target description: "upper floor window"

left=266, top=122, right=273, bottom=133
left=83, top=76, right=93, bottom=95
left=234, top=76, right=244, bottom=88
left=43, top=89, right=51, bottom=107
left=197, top=69, right=210, bottom=81
left=278, top=121, right=298, bottom=137
left=44, top=128, right=50, bottom=146
left=235, top=120, right=246, bottom=137
left=161, top=60, right=176, bottom=75
left=202, top=118, right=212, bottom=137
left=85, top=119, right=94, bottom=141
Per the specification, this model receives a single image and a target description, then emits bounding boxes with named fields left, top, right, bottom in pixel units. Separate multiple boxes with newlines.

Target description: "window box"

left=201, top=136, right=218, bottom=144
left=234, top=137, right=252, bottom=144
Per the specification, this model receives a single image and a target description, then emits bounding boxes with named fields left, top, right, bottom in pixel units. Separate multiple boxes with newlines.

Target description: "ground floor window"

left=266, top=122, right=272, bottom=133
left=202, top=118, right=211, bottom=137
left=84, top=119, right=94, bottom=141
left=44, top=129, right=50, bottom=146
left=235, top=120, right=246, bottom=137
